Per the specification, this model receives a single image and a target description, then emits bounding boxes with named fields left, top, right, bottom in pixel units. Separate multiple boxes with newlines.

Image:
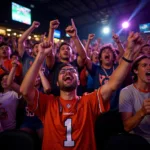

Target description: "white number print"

left=64, top=118, right=75, bottom=147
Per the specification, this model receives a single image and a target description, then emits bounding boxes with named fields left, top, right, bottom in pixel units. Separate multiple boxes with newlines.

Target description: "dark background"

left=0, top=0, right=150, bottom=40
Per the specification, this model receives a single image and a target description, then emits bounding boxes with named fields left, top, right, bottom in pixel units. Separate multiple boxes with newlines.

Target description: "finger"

left=71, top=18, right=76, bottom=28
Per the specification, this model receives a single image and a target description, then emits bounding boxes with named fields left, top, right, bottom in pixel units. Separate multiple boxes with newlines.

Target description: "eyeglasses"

left=59, top=68, right=77, bottom=74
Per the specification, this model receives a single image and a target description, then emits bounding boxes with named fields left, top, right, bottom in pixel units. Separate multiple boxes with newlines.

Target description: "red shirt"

left=29, top=89, right=110, bottom=150
left=0, top=59, right=22, bottom=76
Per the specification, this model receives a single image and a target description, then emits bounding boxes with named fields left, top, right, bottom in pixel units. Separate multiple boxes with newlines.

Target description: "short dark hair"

left=57, top=63, right=77, bottom=79
left=98, top=44, right=116, bottom=64
left=132, top=55, right=150, bottom=82
left=0, top=42, right=8, bottom=48
left=32, top=42, right=39, bottom=49
left=57, top=42, right=71, bottom=53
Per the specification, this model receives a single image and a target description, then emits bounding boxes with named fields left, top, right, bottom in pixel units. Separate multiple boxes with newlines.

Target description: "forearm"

left=20, top=53, right=45, bottom=96
left=85, top=39, right=91, bottom=57
left=7, top=66, right=17, bottom=86
left=18, top=26, right=35, bottom=43
left=48, top=28, right=54, bottom=43
left=116, top=42, right=125, bottom=60
left=45, top=51, right=55, bottom=69
left=123, top=109, right=145, bottom=132
left=108, top=49, right=133, bottom=91
left=39, top=72, right=51, bottom=93
left=72, top=36, right=87, bottom=61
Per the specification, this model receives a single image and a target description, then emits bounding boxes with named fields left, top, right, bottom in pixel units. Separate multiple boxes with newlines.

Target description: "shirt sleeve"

left=27, top=89, right=53, bottom=122
left=119, top=87, right=133, bottom=112
left=84, top=88, right=110, bottom=117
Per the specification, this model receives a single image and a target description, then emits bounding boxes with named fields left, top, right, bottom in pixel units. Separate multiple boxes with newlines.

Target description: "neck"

left=134, top=81, right=150, bottom=91
left=60, top=59, right=70, bottom=63
left=102, top=63, right=113, bottom=69
left=60, top=90, right=77, bottom=100
left=3, top=88, right=9, bottom=93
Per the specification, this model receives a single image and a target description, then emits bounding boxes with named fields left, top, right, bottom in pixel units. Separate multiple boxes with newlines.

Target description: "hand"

left=65, top=19, right=77, bottom=38
left=141, top=99, right=150, bottom=116
left=50, top=19, right=60, bottom=29
left=38, top=41, right=53, bottom=56
left=88, top=34, right=95, bottom=40
left=32, top=21, right=40, bottom=28
left=11, top=59, right=19, bottom=67
left=126, top=32, right=143, bottom=54
left=112, top=31, right=120, bottom=43
left=97, top=38, right=101, bottom=44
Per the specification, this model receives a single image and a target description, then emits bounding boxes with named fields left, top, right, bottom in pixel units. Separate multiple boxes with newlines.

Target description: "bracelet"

left=122, top=56, right=133, bottom=63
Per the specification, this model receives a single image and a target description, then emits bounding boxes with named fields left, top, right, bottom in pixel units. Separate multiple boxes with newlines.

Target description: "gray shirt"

left=119, top=84, right=150, bottom=143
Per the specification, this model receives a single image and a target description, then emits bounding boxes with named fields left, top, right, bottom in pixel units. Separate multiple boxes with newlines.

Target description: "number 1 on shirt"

left=64, top=118, right=75, bottom=147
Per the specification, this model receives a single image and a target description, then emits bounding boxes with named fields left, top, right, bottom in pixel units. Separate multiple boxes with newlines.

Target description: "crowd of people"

left=0, top=18, right=150, bottom=150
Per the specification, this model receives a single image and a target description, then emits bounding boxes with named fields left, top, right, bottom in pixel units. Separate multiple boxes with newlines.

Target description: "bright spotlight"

left=102, top=27, right=110, bottom=34
left=122, top=22, right=129, bottom=28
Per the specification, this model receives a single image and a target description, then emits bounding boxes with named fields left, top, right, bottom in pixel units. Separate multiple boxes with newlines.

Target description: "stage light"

left=28, top=36, right=31, bottom=39
left=122, top=22, right=129, bottom=28
left=13, top=33, right=16, bottom=36
left=102, top=27, right=110, bottom=34
left=19, top=34, right=22, bottom=37
left=34, top=35, right=37, bottom=38
left=6, top=29, right=11, bottom=32
left=7, top=33, right=10, bottom=36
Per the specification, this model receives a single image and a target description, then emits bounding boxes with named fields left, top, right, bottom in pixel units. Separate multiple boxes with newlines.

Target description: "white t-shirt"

left=0, top=91, right=21, bottom=131
left=119, top=84, right=150, bottom=143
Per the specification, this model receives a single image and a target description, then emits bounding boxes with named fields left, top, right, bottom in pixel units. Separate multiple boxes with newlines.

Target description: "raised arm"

left=20, top=41, right=52, bottom=106
left=101, top=32, right=143, bottom=103
left=65, top=19, right=87, bottom=67
left=112, top=31, right=124, bottom=62
left=46, top=20, right=60, bottom=69
left=7, top=60, right=20, bottom=94
left=18, top=21, right=40, bottom=57
left=39, top=68, right=51, bottom=94
left=85, top=34, right=95, bottom=57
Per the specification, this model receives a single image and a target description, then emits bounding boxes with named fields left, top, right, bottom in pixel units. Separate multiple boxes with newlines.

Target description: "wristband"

left=122, top=56, right=133, bottom=63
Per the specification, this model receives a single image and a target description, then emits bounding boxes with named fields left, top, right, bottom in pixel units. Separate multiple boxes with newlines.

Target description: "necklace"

left=101, top=66, right=114, bottom=77
left=58, top=96, right=80, bottom=115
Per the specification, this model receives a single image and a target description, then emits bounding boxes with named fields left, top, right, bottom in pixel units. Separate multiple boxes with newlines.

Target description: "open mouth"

left=105, top=55, right=110, bottom=60
left=146, top=72, right=150, bottom=76
left=64, top=76, right=72, bottom=81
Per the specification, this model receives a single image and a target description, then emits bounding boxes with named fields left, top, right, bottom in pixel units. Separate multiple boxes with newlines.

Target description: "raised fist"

left=50, top=19, right=60, bottom=29
left=88, top=34, right=95, bottom=40
left=32, top=21, right=40, bottom=28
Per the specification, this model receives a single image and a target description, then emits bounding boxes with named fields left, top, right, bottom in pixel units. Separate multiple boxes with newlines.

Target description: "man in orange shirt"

left=20, top=32, right=142, bottom=150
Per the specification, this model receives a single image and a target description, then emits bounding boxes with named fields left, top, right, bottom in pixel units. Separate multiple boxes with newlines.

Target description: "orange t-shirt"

left=30, top=89, right=110, bottom=150
left=0, top=59, right=22, bottom=76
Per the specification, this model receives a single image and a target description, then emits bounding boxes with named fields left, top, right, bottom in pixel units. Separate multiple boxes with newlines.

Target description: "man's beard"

left=58, top=80, right=78, bottom=92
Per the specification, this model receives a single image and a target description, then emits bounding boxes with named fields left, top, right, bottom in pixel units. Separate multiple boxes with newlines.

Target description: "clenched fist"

left=50, top=19, right=60, bottom=29
left=32, top=21, right=40, bottom=28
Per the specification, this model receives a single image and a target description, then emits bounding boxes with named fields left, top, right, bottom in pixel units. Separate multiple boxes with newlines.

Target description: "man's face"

left=141, top=46, right=150, bottom=56
left=100, top=48, right=114, bottom=65
left=32, top=44, right=39, bottom=57
left=135, top=58, right=150, bottom=84
left=0, top=45, right=11, bottom=58
left=59, top=45, right=72, bottom=61
left=57, top=66, right=79, bottom=92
